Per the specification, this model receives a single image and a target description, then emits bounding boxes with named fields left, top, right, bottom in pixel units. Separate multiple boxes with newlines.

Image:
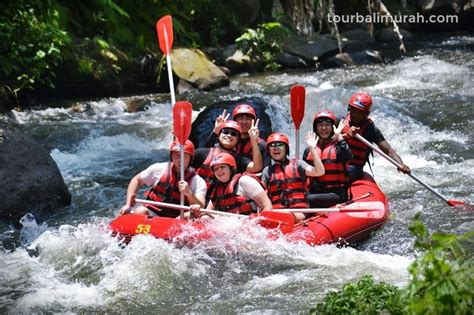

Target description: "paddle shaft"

left=354, top=133, right=452, bottom=204
left=135, top=198, right=247, bottom=218
left=272, top=208, right=378, bottom=213
left=163, top=27, right=176, bottom=106
left=180, top=147, right=185, bottom=218
left=295, top=128, right=300, bottom=159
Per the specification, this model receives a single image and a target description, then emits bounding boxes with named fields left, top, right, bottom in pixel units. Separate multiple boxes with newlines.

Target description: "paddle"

left=173, top=101, right=193, bottom=218
left=290, top=85, right=305, bottom=159
left=354, top=133, right=465, bottom=207
left=136, top=198, right=248, bottom=218
left=271, top=201, right=385, bottom=213
left=156, top=15, right=176, bottom=106
left=135, top=199, right=295, bottom=231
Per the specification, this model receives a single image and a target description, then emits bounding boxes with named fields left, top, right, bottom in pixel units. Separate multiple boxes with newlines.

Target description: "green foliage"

left=0, top=1, right=70, bottom=94
left=235, top=22, right=290, bottom=71
left=312, top=214, right=474, bottom=314
left=403, top=213, right=474, bottom=315
left=310, top=275, right=402, bottom=314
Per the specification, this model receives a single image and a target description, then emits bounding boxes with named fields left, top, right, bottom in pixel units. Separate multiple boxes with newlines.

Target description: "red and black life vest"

left=342, top=114, right=373, bottom=166
left=266, top=159, right=308, bottom=208
left=210, top=173, right=265, bottom=215
left=306, top=140, right=347, bottom=192
left=196, top=147, right=220, bottom=189
left=145, top=162, right=196, bottom=217
left=237, top=137, right=263, bottom=159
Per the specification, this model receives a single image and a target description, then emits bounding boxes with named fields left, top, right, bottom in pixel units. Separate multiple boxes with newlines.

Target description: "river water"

left=1, top=34, right=473, bottom=313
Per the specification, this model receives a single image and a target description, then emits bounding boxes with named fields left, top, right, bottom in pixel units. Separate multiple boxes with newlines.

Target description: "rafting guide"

left=342, top=91, right=411, bottom=182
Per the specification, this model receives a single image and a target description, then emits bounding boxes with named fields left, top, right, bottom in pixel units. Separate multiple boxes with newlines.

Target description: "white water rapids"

left=0, top=34, right=472, bottom=313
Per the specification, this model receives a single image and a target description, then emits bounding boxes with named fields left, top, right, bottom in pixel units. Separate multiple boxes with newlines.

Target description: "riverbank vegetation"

left=311, top=214, right=474, bottom=314
left=2, top=0, right=471, bottom=111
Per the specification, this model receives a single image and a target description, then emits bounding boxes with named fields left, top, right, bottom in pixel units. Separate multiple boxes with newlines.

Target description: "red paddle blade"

left=290, top=85, right=305, bottom=129
left=447, top=199, right=465, bottom=207
left=173, top=101, right=192, bottom=144
left=156, top=15, right=173, bottom=55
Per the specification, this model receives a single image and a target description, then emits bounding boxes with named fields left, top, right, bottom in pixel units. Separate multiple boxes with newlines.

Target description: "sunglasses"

left=221, top=129, right=239, bottom=137
left=268, top=142, right=286, bottom=149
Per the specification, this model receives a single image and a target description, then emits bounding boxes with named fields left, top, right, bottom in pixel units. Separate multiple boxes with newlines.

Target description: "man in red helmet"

left=119, top=139, right=206, bottom=217
left=342, top=91, right=411, bottom=182
left=262, top=131, right=325, bottom=221
left=206, top=103, right=271, bottom=167
left=192, top=119, right=263, bottom=198
left=304, top=110, right=353, bottom=207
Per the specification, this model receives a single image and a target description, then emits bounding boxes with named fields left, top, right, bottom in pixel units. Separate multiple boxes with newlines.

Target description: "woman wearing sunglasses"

left=205, top=104, right=272, bottom=168
left=303, top=110, right=353, bottom=208
left=192, top=120, right=263, bottom=198
left=261, top=132, right=325, bottom=222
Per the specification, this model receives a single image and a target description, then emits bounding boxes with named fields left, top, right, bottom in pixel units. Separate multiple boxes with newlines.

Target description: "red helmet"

left=348, top=92, right=372, bottom=112
left=232, top=104, right=256, bottom=120
left=266, top=132, right=290, bottom=156
left=312, top=110, right=337, bottom=126
left=219, top=120, right=242, bottom=134
left=210, top=152, right=237, bottom=171
left=266, top=132, right=290, bottom=146
left=170, top=139, right=195, bottom=156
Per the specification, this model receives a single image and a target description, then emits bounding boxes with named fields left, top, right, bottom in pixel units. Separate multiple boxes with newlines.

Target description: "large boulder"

left=189, top=98, right=273, bottom=148
left=171, top=48, right=230, bottom=91
left=0, top=122, right=71, bottom=224
left=282, top=35, right=343, bottom=66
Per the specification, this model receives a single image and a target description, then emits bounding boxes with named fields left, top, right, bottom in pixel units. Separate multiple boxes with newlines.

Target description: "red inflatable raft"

left=109, top=173, right=389, bottom=245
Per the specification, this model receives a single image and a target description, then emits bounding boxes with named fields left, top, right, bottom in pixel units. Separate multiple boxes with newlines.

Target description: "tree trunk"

left=281, top=0, right=315, bottom=35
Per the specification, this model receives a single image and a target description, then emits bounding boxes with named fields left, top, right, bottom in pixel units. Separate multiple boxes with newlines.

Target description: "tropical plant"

left=0, top=1, right=69, bottom=95
left=403, top=213, right=474, bottom=314
left=309, top=275, right=402, bottom=314
left=235, top=22, right=290, bottom=71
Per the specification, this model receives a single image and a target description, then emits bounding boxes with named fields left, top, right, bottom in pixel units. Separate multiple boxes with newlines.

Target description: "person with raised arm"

left=304, top=110, right=353, bottom=208
left=206, top=104, right=271, bottom=167
left=192, top=119, right=263, bottom=198
left=261, top=132, right=325, bottom=222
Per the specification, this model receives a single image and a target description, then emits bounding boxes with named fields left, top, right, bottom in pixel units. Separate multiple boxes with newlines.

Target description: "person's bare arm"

left=304, top=130, right=325, bottom=177
left=119, top=174, right=145, bottom=214
left=246, top=119, right=263, bottom=173
left=253, top=191, right=272, bottom=212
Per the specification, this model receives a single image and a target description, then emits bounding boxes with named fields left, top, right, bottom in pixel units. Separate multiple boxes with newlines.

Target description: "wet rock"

left=276, top=52, right=308, bottom=68
left=323, top=53, right=355, bottom=68
left=282, top=35, right=343, bottom=65
left=375, top=27, right=413, bottom=43
left=171, top=48, right=230, bottom=91
left=176, top=79, right=195, bottom=94
left=189, top=98, right=273, bottom=148
left=0, top=122, right=71, bottom=225
left=340, top=29, right=376, bottom=52
left=352, top=50, right=385, bottom=64
left=224, top=49, right=253, bottom=72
